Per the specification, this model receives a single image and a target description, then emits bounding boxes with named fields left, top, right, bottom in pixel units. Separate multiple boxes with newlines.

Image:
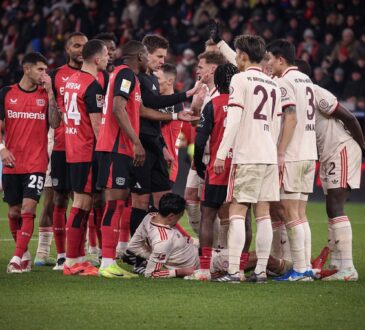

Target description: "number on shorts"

left=64, top=91, right=81, bottom=125
left=328, top=162, right=335, bottom=176
left=253, top=85, right=276, bottom=120
left=28, top=175, right=44, bottom=189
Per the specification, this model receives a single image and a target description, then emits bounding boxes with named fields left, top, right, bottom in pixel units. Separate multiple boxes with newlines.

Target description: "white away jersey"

left=217, top=67, right=281, bottom=164
left=127, top=213, right=199, bottom=278
left=278, top=67, right=317, bottom=161
left=314, top=85, right=353, bottom=162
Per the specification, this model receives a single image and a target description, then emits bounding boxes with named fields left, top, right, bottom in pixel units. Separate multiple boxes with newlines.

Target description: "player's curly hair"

left=214, top=63, right=239, bottom=94
left=159, top=193, right=186, bottom=217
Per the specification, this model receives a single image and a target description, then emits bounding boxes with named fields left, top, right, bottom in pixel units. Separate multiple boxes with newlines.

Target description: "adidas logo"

left=332, top=179, right=339, bottom=184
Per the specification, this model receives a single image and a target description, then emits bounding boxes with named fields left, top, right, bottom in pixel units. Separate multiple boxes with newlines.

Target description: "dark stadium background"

left=1, top=0, right=364, bottom=199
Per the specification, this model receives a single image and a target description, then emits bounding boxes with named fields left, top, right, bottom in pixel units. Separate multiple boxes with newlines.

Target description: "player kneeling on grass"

left=0, top=52, right=61, bottom=273
left=127, top=193, right=292, bottom=279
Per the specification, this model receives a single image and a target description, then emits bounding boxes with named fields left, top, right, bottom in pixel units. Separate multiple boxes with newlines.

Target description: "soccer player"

left=214, top=35, right=282, bottom=283
left=63, top=39, right=108, bottom=276
left=266, top=39, right=317, bottom=281
left=296, top=59, right=364, bottom=281
left=34, top=128, right=56, bottom=267
left=130, top=34, right=200, bottom=241
left=155, top=63, right=184, bottom=185
left=128, top=193, right=293, bottom=279
left=184, top=51, right=225, bottom=236
left=94, top=32, right=117, bottom=73
left=96, top=40, right=148, bottom=278
left=191, top=63, right=239, bottom=281
left=0, top=52, right=60, bottom=273
left=49, top=32, right=88, bottom=270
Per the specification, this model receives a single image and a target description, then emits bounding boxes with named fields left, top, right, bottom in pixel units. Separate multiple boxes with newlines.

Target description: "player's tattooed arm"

left=332, top=104, right=365, bottom=151
left=41, top=74, right=61, bottom=128
left=277, top=106, right=297, bottom=171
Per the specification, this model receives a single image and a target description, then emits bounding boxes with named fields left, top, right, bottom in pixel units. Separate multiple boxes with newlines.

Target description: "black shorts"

left=201, top=176, right=228, bottom=209
left=97, top=152, right=134, bottom=190
left=50, top=150, right=71, bottom=193
left=2, top=173, right=46, bottom=206
left=69, top=158, right=99, bottom=194
left=131, top=134, right=171, bottom=194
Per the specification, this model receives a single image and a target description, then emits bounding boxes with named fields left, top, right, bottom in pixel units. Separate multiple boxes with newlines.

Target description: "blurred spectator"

left=121, top=0, right=141, bottom=29
left=297, top=29, right=320, bottom=64
left=328, top=67, right=346, bottom=100
left=176, top=48, right=196, bottom=91
left=343, top=68, right=365, bottom=102
left=355, top=97, right=365, bottom=112
left=192, top=0, right=218, bottom=27
left=330, top=28, right=359, bottom=63
left=313, top=67, right=331, bottom=89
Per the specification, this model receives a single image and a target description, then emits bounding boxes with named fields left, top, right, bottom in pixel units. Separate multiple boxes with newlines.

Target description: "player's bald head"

left=122, top=40, right=146, bottom=58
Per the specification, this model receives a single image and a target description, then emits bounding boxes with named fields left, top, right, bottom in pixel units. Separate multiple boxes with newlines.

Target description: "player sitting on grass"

left=127, top=193, right=293, bottom=279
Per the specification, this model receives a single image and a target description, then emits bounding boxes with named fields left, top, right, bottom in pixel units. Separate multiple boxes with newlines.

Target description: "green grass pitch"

left=0, top=200, right=364, bottom=329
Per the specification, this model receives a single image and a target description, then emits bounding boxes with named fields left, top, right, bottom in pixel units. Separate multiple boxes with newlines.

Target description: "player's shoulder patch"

left=120, top=79, right=131, bottom=93
left=319, top=99, right=330, bottom=111
left=96, top=94, right=104, bottom=107
left=229, top=85, right=234, bottom=95
left=280, top=87, right=287, bottom=98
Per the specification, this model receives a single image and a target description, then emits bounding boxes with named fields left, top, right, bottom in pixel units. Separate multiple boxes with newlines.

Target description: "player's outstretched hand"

left=214, top=158, right=225, bottom=175
left=133, top=142, right=146, bottom=167
left=163, top=147, right=174, bottom=167
left=41, top=73, right=52, bottom=94
left=176, top=267, right=195, bottom=277
left=208, top=19, right=221, bottom=44
left=0, top=148, right=16, bottom=168
left=178, top=111, right=200, bottom=122
left=277, top=152, right=285, bottom=176
left=186, top=79, right=204, bottom=98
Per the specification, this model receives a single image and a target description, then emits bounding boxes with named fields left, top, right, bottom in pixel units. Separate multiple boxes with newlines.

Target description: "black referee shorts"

left=131, top=134, right=171, bottom=194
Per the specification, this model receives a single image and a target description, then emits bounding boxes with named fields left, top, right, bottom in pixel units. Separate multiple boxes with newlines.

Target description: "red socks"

left=14, top=213, right=35, bottom=258
left=53, top=206, right=67, bottom=254
left=240, top=252, right=249, bottom=271
left=119, top=203, right=131, bottom=244
left=102, top=200, right=125, bottom=259
left=8, top=214, right=21, bottom=242
left=199, top=247, right=212, bottom=270
left=66, top=207, right=88, bottom=259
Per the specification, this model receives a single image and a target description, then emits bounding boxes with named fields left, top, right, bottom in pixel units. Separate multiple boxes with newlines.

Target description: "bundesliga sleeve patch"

left=120, top=79, right=131, bottom=93
left=319, top=99, right=330, bottom=111
left=280, top=87, right=287, bottom=97
left=96, top=94, right=104, bottom=108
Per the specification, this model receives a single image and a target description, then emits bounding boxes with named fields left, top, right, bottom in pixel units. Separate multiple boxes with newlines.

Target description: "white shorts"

left=44, top=128, right=54, bottom=188
left=227, top=164, right=280, bottom=204
left=185, top=167, right=204, bottom=198
left=280, top=160, right=315, bottom=201
left=320, top=140, right=361, bottom=195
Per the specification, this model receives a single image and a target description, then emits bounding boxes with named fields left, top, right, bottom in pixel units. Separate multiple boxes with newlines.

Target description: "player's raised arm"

left=41, top=73, right=62, bottom=129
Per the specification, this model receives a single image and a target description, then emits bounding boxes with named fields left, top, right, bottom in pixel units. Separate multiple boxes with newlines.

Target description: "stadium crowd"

left=1, top=0, right=365, bottom=110
left=0, top=0, right=364, bottom=283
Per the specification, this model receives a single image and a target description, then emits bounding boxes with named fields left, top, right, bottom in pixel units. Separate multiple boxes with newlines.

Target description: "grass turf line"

left=0, top=201, right=364, bottom=329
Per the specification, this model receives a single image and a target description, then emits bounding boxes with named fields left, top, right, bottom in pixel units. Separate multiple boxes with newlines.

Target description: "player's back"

left=314, top=84, right=353, bottom=162
left=278, top=67, right=317, bottom=161
left=64, top=71, right=100, bottom=163
left=229, top=67, right=281, bottom=164
left=96, top=64, right=141, bottom=158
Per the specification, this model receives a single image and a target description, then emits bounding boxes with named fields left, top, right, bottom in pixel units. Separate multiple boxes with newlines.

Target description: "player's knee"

left=184, top=187, right=199, bottom=202
left=326, top=199, right=345, bottom=219
left=53, top=192, right=68, bottom=208
left=21, top=200, right=37, bottom=214
left=132, top=194, right=150, bottom=210
left=8, top=207, right=21, bottom=219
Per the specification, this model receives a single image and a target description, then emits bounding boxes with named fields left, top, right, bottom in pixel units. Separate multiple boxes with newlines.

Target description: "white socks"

left=227, top=216, right=246, bottom=275
left=101, top=258, right=115, bottom=268
left=36, top=227, right=53, bottom=258
left=271, top=220, right=292, bottom=261
left=301, top=219, right=312, bottom=270
left=330, top=216, right=354, bottom=269
left=186, top=202, right=201, bottom=235
left=255, top=216, right=273, bottom=274
left=286, top=219, right=306, bottom=273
